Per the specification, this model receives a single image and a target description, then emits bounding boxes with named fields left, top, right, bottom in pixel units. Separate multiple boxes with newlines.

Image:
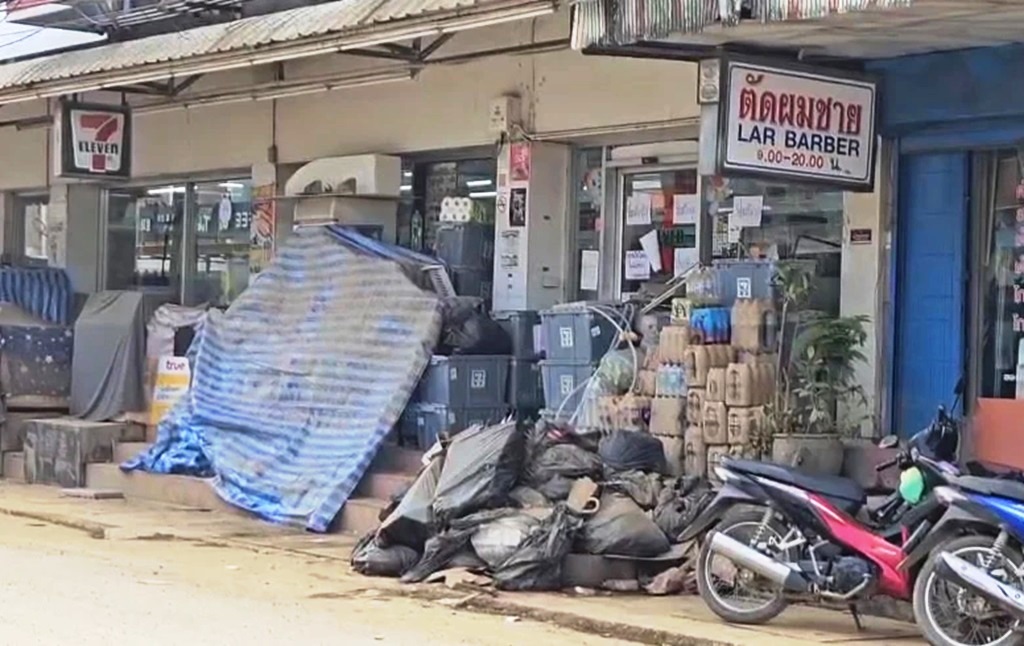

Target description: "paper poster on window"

left=673, top=194, right=699, bottom=225
left=579, top=249, right=599, bottom=291
left=509, top=187, right=527, bottom=227
left=626, top=193, right=652, bottom=226
left=625, top=250, right=650, bottom=281
left=731, top=195, right=763, bottom=228
left=673, top=247, right=699, bottom=277
left=639, top=229, right=662, bottom=272
left=249, top=183, right=276, bottom=281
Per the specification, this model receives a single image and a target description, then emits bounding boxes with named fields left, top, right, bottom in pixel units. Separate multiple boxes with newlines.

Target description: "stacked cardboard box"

left=703, top=298, right=779, bottom=483
left=646, top=322, right=699, bottom=476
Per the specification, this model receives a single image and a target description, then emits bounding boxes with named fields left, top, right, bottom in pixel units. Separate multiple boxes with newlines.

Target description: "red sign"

left=717, top=58, right=876, bottom=190
left=55, top=101, right=132, bottom=179
left=509, top=142, right=531, bottom=182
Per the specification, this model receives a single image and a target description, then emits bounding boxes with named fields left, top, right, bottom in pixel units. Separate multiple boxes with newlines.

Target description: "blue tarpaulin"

left=0, top=267, right=72, bottom=325
left=124, top=227, right=442, bottom=531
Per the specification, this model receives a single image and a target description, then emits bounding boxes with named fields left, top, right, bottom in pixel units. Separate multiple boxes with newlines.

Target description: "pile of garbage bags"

left=351, top=419, right=714, bottom=592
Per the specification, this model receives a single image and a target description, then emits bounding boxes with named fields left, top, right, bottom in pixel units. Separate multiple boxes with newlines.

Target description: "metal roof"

left=0, top=0, right=555, bottom=100
left=572, top=0, right=1024, bottom=60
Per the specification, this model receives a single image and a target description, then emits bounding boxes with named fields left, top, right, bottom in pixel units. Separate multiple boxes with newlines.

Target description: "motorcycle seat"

left=723, top=458, right=867, bottom=513
left=955, top=475, right=1024, bottom=502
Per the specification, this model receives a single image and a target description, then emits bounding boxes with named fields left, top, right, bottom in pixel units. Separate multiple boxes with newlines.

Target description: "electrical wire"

left=549, top=302, right=641, bottom=430
left=0, top=27, right=43, bottom=50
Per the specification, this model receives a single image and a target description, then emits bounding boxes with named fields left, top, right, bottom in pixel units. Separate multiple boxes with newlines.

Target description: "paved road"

left=0, top=515, right=629, bottom=646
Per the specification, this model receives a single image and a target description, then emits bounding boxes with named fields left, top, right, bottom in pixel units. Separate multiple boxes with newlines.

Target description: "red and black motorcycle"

left=679, top=408, right=960, bottom=626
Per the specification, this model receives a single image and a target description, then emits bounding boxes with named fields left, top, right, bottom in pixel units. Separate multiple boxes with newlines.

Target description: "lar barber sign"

left=718, top=59, right=877, bottom=190
left=54, top=101, right=132, bottom=180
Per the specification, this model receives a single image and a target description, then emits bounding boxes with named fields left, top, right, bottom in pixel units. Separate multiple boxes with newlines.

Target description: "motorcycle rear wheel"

left=696, top=506, right=789, bottom=625
left=913, top=534, right=1024, bottom=646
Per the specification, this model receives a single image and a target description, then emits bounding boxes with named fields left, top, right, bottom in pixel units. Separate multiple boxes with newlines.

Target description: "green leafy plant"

left=789, top=314, right=870, bottom=436
left=758, top=262, right=870, bottom=449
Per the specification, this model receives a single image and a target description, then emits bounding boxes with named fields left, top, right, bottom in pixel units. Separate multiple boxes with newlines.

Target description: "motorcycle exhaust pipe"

left=707, top=532, right=809, bottom=593
left=935, top=553, right=1024, bottom=618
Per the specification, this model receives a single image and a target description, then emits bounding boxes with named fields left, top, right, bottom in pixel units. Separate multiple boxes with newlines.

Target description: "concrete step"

left=112, top=441, right=152, bottom=464
left=355, top=471, right=414, bottom=501
left=84, top=463, right=238, bottom=515
left=335, top=497, right=388, bottom=536
left=370, top=444, right=424, bottom=475
left=2, top=451, right=25, bottom=482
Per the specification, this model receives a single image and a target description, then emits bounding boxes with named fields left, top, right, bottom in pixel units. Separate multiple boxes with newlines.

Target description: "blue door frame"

left=891, top=153, right=968, bottom=436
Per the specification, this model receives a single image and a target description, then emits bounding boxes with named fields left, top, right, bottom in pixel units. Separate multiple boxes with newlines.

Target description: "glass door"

left=188, top=179, right=252, bottom=306
left=610, top=166, right=698, bottom=300
left=106, top=178, right=253, bottom=307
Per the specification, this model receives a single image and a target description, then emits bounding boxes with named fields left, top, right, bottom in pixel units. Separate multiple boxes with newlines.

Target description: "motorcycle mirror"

left=878, top=435, right=899, bottom=449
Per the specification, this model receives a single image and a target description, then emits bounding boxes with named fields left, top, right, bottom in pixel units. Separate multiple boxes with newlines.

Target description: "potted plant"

left=759, top=262, right=870, bottom=475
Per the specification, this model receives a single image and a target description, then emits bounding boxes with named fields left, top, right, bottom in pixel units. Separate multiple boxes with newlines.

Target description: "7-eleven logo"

left=70, top=109, right=125, bottom=174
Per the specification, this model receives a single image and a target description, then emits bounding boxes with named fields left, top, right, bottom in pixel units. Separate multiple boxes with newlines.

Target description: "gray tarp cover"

left=70, top=291, right=145, bottom=421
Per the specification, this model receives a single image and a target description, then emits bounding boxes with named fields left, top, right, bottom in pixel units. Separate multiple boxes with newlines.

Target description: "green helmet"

left=899, top=467, right=926, bottom=505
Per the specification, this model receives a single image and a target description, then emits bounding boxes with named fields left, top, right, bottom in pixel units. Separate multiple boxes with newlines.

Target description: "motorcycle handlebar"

left=876, top=456, right=900, bottom=472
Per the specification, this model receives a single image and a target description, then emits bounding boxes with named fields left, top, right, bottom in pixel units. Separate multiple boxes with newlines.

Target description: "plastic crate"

left=451, top=266, right=493, bottom=301
left=540, top=360, right=597, bottom=415
left=507, top=358, right=544, bottom=409
left=540, top=310, right=617, bottom=362
left=493, top=310, right=541, bottom=359
left=435, top=222, right=494, bottom=269
left=413, top=355, right=510, bottom=408
left=398, top=403, right=509, bottom=450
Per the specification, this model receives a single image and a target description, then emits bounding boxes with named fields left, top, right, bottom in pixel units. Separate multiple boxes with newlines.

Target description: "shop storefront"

left=870, top=43, right=1024, bottom=462
left=104, top=176, right=254, bottom=307
left=559, top=59, right=867, bottom=328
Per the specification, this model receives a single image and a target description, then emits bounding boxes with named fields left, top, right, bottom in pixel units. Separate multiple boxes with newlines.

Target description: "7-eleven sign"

left=55, top=101, right=132, bottom=179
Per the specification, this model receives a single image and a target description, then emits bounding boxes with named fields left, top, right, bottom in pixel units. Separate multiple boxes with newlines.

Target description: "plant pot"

left=771, top=433, right=844, bottom=476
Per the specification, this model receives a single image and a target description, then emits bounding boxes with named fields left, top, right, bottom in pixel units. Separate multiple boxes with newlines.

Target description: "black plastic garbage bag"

left=400, top=509, right=516, bottom=583
left=530, top=443, right=604, bottom=482
left=604, top=470, right=663, bottom=510
left=437, top=298, right=512, bottom=356
left=433, top=421, right=524, bottom=523
left=400, top=528, right=475, bottom=583
left=377, top=456, right=443, bottom=550
left=471, top=512, right=540, bottom=569
left=448, top=549, right=489, bottom=571
left=526, top=442, right=603, bottom=501
left=493, top=505, right=584, bottom=591
left=598, top=430, right=667, bottom=474
left=579, top=493, right=670, bottom=557
left=351, top=532, right=420, bottom=578
left=378, top=481, right=413, bottom=522
left=654, top=477, right=714, bottom=542
left=509, top=485, right=550, bottom=508
left=536, top=475, right=574, bottom=501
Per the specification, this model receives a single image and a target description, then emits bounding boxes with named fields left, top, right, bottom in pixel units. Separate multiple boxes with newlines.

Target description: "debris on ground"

left=356, top=415, right=715, bottom=597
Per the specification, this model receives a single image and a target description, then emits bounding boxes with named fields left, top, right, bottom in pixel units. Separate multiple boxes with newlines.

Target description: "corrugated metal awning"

left=571, top=0, right=914, bottom=50
left=0, top=0, right=555, bottom=104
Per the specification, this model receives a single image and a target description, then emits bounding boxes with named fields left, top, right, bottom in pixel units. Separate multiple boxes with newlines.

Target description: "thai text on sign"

left=720, top=60, right=876, bottom=188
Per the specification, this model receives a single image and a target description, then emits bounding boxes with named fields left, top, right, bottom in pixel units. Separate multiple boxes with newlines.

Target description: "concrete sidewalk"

left=0, top=481, right=925, bottom=646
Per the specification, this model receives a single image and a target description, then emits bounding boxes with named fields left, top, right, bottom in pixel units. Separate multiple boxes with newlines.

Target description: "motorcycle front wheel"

left=695, top=506, right=790, bottom=625
left=914, top=535, right=1024, bottom=646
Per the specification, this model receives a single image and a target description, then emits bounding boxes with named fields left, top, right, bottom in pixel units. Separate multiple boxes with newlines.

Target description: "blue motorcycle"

left=903, top=472, right=1024, bottom=646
